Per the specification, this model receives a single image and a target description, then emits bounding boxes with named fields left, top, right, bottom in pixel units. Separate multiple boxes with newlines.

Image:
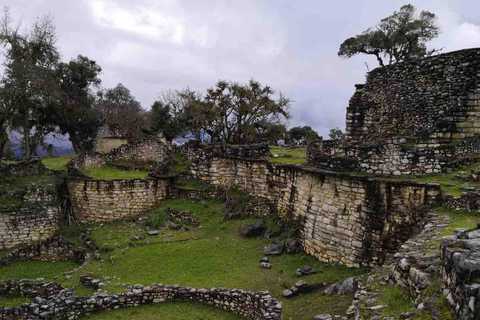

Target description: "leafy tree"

left=145, top=90, right=193, bottom=141
left=0, top=8, right=60, bottom=158
left=96, top=84, right=147, bottom=142
left=329, top=127, right=345, bottom=140
left=48, top=55, right=103, bottom=153
left=338, top=4, right=440, bottom=66
left=287, top=126, right=321, bottom=145
left=183, top=79, right=290, bottom=144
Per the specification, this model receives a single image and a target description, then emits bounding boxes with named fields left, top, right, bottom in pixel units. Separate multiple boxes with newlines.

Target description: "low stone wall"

left=74, top=134, right=170, bottom=168
left=0, top=284, right=282, bottom=320
left=67, top=178, right=168, bottom=222
left=0, top=280, right=63, bottom=298
left=0, top=237, right=86, bottom=266
left=167, top=185, right=226, bottom=200
left=0, top=185, right=62, bottom=250
left=440, top=228, right=480, bottom=320
left=0, top=159, right=46, bottom=176
left=177, top=141, right=271, bottom=161
left=443, top=188, right=480, bottom=211
left=178, top=144, right=440, bottom=267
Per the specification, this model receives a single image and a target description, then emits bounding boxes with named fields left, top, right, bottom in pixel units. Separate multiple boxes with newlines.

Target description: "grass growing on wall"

left=268, top=146, right=307, bottom=164
left=41, top=155, right=76, bottom=171
left=81, top=166, right=148, bottom=180
left=43, top=199, right=367, bottom=320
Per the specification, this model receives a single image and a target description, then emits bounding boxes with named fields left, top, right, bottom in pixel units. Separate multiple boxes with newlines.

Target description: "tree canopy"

left=181, top=79, right=290, bottom=144
left=286, top=126, right=321, bottom=145
left=338, top=4, right=440, bottom=66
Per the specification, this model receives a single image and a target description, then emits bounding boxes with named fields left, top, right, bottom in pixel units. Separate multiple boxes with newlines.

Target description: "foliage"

left=146, top=90, right=191, bottom=141
left=174, top=178, right=212, bottom=190
left=48, top=55, right=103, bottom=153
left=0, top=8, right=59, bottom=159
left=286, top=126, right=321, bottom=145
left=145, top=207, right=169, bottom=229
left=328, top=127, right=345, bottom=140
left=182, top=79, right=291, bottom=144
left=168, top=153, right=191, bottom=176
left=338, top=5, right=440, bottom=66
left=96, top=84, right=147, bottom=142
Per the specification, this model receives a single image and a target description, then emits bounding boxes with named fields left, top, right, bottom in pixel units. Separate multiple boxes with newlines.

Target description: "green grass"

left=81, top=301, right=246, bottom=320
left=81, top=166, right=148, bottom=180
left=268, top=146, right=307, bottom=165
left=0, top=173, right=61, bottom=207
left=434, top=207, right=480, bottom=237
left=174, top=178, right=212, bottom=190
left=0, top=295, right=32, bottom=307
left=380, top=285, right=415, bottom=317
left=41, top=155, right=76, bottom=171
left=46, top=199, right=367, bottom=320
left=0, top=260, right=78, bottom=282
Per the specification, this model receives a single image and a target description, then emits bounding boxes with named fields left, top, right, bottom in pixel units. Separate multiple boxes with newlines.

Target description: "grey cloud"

left=3, top=0, right=480, bottom=137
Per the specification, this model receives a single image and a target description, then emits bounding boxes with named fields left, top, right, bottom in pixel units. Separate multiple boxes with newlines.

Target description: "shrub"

left=145, top=207, right=168, bottom=229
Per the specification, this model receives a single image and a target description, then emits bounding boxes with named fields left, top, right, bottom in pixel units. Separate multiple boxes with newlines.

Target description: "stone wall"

left=180, top=146, right=440, bottom=267
left=75, top=134, right=170, bottom=169
left=0, top=284, right=282, bottom=320
left=167, top=185, right=226, bottom=200
left=440, top=228, right=480, bottom=320
left=0, top=159, right=46, bottom=176
left=67, top=178, right=168, bottom=222
left=0, top=186, right=62, bottom=250
left=307, top=48, right=480, bottom=175
left=0, top=237, right=86, bottom=266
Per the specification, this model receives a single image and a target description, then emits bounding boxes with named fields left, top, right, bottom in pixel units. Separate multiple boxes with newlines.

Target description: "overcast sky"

left=3, top=0, right=480, bottom=137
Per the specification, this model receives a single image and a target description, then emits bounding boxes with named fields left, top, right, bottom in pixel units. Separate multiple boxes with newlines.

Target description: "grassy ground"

left=268, top=146, right=307, bottom=165
left=81, top=166, right=148, bottom=180
left=0, top=296, right=32, bottom=307
left=82, top=301, right=246, bottom=320
left=0, top=260, right=78, bottom=282
left=40, top=199, right=367, bottom=320
left=41, top=155, right=76, bottom=171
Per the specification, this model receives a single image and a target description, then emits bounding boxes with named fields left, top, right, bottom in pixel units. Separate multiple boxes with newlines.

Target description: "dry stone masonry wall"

left=308, top=48, right=480, bottom=175
left=67, top=178, right=168, bottom=222
left=0, top=284, right=282, bottom=320
left=179, top=143, right=440, bottom=267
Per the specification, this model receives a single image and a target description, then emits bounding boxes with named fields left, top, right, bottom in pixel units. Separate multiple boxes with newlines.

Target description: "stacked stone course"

left=67, top=178, right=168, bottom=222
left=0, top=284, right=282, bottom=320
left=308, top=48, right=480, bottom=175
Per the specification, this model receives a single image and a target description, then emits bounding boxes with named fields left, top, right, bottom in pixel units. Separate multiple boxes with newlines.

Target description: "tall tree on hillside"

left=48, top=55, right=103, bottom=153
left=183, top=79, right=290, bottom=144
left=0, top=8, right=60, bottom=158
left=96, top=84, right=147, bottom=142
left=338, top=4, right=440, bottom=66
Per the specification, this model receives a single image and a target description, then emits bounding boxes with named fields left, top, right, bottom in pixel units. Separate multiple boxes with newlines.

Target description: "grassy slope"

left=51, top=199, right=367, bottom=320
left=268, top=146, right=307, bottom=165
left=41, top=155, right=76, bottom=171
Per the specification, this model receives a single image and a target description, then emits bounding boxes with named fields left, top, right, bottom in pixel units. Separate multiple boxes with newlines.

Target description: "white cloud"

left=456, top=22, right=480, bottom=48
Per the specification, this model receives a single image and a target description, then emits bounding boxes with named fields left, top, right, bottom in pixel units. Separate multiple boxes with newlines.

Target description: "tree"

left=96, top=84, right=147, bottom=142
left=286, top=126, right=321, bottom=145
left=0, top=8, right=60, bottom=158
left=329, top=127, right=344, bottom=140
left=183, top=79, right=290, bottom=144
left=338, top=5, right=440, bottom=66
left=48, top=55, right=103, bottom=153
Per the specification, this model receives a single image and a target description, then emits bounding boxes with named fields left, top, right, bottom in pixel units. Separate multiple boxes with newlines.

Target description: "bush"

left=145, top=207, right=168, bottom=229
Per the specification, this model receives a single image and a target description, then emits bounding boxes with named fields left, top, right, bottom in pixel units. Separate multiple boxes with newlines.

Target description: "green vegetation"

left=81, top=166, right=148, bottom=180
left=434, top=207, right=480, bottom=237
left=145, top=207, right=169, bottom=229
left=0, top=173, right=61, bottom=207
left=82, top=300, right=246, bottom=320
left=268, top=146, right=306, bottom=164
left=41, top=155, right=76, bottom=171
left=37, top=199, right=368, bottom=320
left=0, top=260, right=77, bottom=282
left=169, top=153, right=191, bottom=176
left=380, top=285, right=415, bottom=317
left=0, top=296, right=32, bottom=307
left=108, top=160, right=156, bottom=171
left=173, top=178, right=211, bottom=190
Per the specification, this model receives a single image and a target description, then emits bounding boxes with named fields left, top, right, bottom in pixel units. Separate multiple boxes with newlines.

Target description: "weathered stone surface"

left=264, top=240, right=284, bottom=256
left=324, top=277, right=358, bottom=295
left=241, top=221, right=267, bottom=238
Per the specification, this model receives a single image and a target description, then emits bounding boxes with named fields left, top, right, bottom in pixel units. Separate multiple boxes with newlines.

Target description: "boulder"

left=296, top=265, right=317, bottom=277
left=264, top=240, right=285, bottom=256
left=260, top=262, right=272, bottom=269
left=241, top=221, right=266, bottom=238
left=324, top=277, right=358, bottom=295
left=285, top=238, right=301, bottom=254
left=314, top=315, right=332, bottom=320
